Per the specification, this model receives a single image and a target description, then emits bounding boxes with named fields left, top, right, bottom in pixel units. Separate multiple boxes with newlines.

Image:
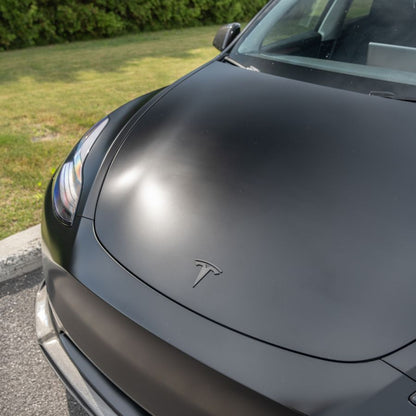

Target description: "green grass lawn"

left=0, top=26, right=218, bottom=239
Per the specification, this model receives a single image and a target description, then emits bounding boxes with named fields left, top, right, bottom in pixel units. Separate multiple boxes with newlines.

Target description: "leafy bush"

left=0, top=0, right=42, bottom=48
left=0, top=0, right=268, bottom=50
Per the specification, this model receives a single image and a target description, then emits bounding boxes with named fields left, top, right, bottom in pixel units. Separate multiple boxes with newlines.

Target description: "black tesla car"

left=36, top=0, right=416, bottom=415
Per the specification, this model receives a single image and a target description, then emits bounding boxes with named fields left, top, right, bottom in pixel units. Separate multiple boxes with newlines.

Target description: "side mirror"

left=213, top=23, right=241, bottom=51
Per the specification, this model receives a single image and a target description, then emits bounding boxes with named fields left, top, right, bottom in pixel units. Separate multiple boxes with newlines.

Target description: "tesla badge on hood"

left=193, top=260, right=223, bottom=288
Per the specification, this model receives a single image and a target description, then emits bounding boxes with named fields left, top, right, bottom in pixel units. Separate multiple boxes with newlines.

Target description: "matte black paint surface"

left=42, top=218, right=416, bottom=416
left=96, top=61, right=416, bottom=362
left=47, top=269, right=299, bottom=416
left=384, top=342, right=416, bottom=382
left=59, top=334, right=150, bottom=416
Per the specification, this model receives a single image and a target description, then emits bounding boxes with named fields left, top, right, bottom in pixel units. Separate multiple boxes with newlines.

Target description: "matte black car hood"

left=95, top=61, right=416, bottom=362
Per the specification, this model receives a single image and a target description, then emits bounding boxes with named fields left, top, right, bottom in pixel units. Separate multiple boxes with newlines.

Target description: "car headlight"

left=52, top=117, right=109, bottom=225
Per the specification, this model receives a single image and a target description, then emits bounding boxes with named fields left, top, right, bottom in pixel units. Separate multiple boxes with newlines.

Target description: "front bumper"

left=36, top=264, right=293, bottom=416
left=35, top=282, right=148, bottom=416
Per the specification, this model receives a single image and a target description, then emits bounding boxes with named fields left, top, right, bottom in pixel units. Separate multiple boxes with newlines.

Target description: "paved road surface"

left=0, top=268, right=88, bottom=416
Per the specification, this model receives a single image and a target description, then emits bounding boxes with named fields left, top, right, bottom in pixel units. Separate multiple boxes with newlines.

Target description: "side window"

left=344, top=0, right=374, bottom=25
left=262, top=0, right=331, bottom=46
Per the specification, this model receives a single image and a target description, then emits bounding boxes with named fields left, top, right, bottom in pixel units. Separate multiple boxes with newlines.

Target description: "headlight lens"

left=52, top=117, right=109, bottom=225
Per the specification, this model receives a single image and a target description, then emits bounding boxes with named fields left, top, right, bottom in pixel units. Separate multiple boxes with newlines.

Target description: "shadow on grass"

left=0, top=28, right=218, bottom=85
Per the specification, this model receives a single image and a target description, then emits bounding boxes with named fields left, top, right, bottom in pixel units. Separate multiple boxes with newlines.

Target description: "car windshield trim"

left=245, top=53, right=416, bottom=87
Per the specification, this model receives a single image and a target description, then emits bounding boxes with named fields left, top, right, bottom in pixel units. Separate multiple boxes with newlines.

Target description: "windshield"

left=229, top=0, right=416, bottom=97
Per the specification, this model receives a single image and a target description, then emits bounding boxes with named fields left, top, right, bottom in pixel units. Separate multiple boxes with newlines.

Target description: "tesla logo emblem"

left=193, top=260, right=223, bottom=288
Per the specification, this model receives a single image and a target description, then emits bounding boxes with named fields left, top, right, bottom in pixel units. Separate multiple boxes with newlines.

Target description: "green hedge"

left=0, top=0, right=268, bottom=50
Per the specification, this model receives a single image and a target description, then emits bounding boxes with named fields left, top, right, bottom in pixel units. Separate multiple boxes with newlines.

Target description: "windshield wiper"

left=369, top=91, right=416, bottom=103
left=223, top=56, right=260, bottom=72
